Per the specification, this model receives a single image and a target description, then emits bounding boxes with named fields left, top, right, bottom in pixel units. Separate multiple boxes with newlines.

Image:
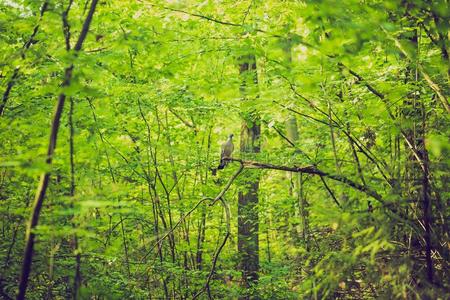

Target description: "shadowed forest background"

left=0, top=0, right=449, bottom=299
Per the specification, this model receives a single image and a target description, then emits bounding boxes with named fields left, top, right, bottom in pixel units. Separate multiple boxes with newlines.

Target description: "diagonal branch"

left=141, top=163, right=244, bottom=262
left=143, top=2, right=315, bottom=48
left=226, top=158, right=418, bottom=237
left=225, top=158, right=384, bottom=204
left=275, top=82, right=392, bottom=185
left=169, top=107, right=196, bottom=130
left=339, top=63, right=429, bottom=174
left=193, top=198, right=231, bottom=299
left=340, top=63, right=385, bottom=100
left=0, top=1, right=49, bottom=116
left=383, top=28, right=449, bottom=114
left=160, top=5, right=241, bottom=27
left=319, top=176, right=341, bottom=208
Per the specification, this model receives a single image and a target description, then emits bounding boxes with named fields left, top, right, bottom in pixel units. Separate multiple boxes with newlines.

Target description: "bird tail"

left=217, top=159, right=227, bottom=169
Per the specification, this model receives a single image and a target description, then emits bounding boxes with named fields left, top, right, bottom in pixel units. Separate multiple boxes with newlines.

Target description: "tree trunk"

left=284, top=36, right=309, bottom=250
left=238, top=54, right=260, bottom=297
left=16, top=1, right=98, bottom=298
left=401, top=22, right=434, bottom=283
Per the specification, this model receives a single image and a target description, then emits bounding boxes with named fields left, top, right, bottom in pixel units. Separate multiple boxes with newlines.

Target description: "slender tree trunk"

left=265, top=222, right=271, bottom=263
left=196, top=126, right=212, bottom=270
left=284, top=37, right=310, bottom=249
left=238, top=54, right=260, bottom=297
left=401, top=19, right=434, bottom=282
left=88, top=99, right=132, bottom=278
left=421, top=132, right=433, bottom=282
left=17, top=1, right=99, bottom=298
left=68, top=97, right=81, bottom=299
left=196, top=206, right=207, bottom=270
left=286, top=117, right=309, bottom=248
left=298, top=174, right=309, bottom=250
left=62, top=3, right=81, bottom=296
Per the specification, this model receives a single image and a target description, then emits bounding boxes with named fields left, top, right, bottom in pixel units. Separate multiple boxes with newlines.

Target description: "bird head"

left=229, top=134, right=234, bottom=139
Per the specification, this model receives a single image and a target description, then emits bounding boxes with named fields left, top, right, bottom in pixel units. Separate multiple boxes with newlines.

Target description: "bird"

left=217, top=134, right=234, bottom=169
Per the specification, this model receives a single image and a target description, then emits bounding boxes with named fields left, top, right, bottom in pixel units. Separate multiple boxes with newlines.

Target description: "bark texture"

left=238, top=54, right=260, bottom=297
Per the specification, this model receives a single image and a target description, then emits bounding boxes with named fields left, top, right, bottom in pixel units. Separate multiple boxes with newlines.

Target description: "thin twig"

left=0, top=1, right=49, bottom=116
left=141, top=163, right=244, bottom=262
left=383, top=27, right=449, bottom=114
left=319, top=176, right=341, bottom=208
left=193, top=198, right=231, bottom=299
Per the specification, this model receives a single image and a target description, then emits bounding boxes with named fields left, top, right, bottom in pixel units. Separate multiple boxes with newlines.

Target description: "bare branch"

left=141, top=163, right=244, bottom=262
left=225, top=158, right=384, bottom=204
left=169, top=108, right=196, bottom=130
left=193, top=198, right=231, bottom=299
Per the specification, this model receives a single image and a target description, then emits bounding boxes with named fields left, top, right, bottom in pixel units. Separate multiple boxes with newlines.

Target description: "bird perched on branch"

left=218, top=134, right=234, bottom=169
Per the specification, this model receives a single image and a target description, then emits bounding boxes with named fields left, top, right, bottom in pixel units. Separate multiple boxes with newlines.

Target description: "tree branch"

left=144, top=3, right=315, bottom=48
left=339, top=63, right=430, bottom=174
left=384, top=28, right=449, bottom=114
left=274, top=93, right=392, bottom=186
left=225, top=158, right=384, bottom=204
left=0, top=1, right=49, bottom=116
left=141, top=163, right=244, bottom=262
left=193, top=198, right=231, bottom=299
left=62, top=0, right=74, bottom=51
left=169, top=107, right=196, bottom=130
left=319, top=176, right=341, bottom=208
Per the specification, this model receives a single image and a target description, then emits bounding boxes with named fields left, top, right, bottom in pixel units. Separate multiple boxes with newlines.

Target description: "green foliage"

left=0, top=0, right=449, bottom=299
